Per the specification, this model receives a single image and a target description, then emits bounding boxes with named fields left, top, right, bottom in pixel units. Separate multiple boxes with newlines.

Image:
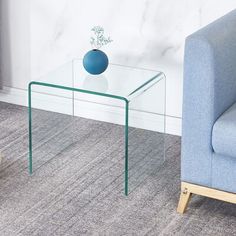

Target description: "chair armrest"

left=182, top=10, right=236, bottom=186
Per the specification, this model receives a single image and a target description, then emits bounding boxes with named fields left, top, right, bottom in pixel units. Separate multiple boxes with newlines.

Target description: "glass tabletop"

left=31, top=59, right=164, bottom=101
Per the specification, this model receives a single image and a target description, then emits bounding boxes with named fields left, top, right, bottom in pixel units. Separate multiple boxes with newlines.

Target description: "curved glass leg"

left=125, top=101, right=129, bottom=196
left=28, top=83, right=33, bottom=175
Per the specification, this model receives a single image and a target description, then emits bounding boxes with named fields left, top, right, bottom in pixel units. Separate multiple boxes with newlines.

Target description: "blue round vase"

left=83, top=49, right=109, bottom=75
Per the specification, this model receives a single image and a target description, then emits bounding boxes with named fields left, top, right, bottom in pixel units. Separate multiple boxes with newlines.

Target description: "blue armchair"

left=177, top=10, right=236, bottom=213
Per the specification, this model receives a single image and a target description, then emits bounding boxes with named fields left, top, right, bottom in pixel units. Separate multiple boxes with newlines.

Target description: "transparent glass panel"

left=127, top=77, right=166, bottom=194
left=34, top=59, right=163, bottom=100
left=30, top=63, right=74, bottom=173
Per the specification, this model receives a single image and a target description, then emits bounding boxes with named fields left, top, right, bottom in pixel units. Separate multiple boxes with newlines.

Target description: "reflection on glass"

left=83, top=74, right=108, bottom=93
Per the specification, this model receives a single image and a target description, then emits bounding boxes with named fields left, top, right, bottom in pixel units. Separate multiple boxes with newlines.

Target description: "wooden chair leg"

left=177, top=183, right=192, bottom=214
left=177, top=181, right=236, bottom=213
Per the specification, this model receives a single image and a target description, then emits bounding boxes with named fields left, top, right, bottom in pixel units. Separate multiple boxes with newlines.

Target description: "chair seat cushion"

left=212, top=102, right=236, bottom=157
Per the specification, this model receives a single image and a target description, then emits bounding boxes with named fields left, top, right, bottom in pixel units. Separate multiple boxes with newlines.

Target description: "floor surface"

left=0, top=102, right=236, bottom=236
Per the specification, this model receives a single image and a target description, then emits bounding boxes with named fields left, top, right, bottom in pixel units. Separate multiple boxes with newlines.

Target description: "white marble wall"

left=31, top=0, right=236, bottom=120
left=0, top=0, right=30, bottom=88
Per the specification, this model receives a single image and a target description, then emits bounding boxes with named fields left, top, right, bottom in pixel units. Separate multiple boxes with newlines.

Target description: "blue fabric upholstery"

left=182, top=9, right=236, bottom=193
left=212, top=102, right=236, bottom=158
left=212, top=153, right=236, bottom=193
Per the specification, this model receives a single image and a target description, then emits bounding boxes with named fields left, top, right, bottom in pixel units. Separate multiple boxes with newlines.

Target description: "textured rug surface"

left=0, top=102, right=236, bottom=236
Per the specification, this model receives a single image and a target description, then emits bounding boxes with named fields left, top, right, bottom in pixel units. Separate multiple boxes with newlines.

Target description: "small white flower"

left=90, top=26, right=113, bottom=50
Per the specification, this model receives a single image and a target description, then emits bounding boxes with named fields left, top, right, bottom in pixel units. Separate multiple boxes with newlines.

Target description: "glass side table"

left=28, top=59, right=166, bottom=195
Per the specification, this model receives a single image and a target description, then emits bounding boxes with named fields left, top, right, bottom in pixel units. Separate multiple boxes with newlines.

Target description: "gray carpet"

left=0, top=102, right=236, bottom=236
